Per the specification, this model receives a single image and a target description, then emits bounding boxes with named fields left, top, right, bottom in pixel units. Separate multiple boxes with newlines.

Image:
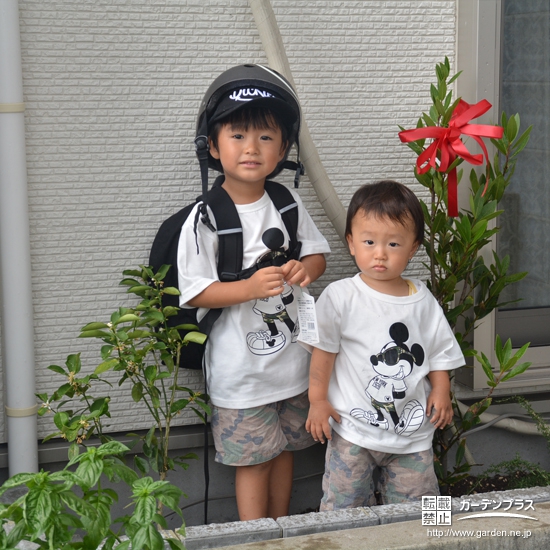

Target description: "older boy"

left=177, top=65, right=330, bottom=520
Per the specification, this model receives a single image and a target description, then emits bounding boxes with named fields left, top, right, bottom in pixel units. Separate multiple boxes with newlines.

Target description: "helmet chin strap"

left=194, top=118, right=216, bottom=233
left=281, top=140, right=304, bottom=187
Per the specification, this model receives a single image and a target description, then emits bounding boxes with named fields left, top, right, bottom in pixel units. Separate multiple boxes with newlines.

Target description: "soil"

left=446, top=470, right=535, bottom=497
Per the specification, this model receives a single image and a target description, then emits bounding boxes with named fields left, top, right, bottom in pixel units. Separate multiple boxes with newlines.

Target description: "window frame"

left=454, top=0, right=550, bottom=396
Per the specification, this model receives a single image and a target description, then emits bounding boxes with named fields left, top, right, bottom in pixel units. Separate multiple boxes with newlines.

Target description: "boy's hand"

left=248, top=266, right=286, bottom=299
left=306, top=400, right=341, bottom=444
left=281, top=259, right=311, bottom=287
left=426, top=386, right=453, bottom=429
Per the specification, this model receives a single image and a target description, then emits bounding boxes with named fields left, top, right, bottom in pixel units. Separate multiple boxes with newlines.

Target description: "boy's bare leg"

left=235, top=451, right=293, bottom=520
left=267, top=451, right=293, bottom=518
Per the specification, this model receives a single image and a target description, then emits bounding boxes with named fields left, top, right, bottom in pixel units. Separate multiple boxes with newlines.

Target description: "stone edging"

left=176, top=486, right=550, bottom=549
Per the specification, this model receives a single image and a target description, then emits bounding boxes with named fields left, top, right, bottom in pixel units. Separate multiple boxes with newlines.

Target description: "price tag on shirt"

left=297, top=289, right=319, bottom=344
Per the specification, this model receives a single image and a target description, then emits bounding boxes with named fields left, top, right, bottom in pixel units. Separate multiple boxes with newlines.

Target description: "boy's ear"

left=346, top=234, right=355, bottom=256
left=209, top=138, right=220, bottom=160
left=409, top=240, right=420, bottom=259
left=278, top=141, right=288, bottom=162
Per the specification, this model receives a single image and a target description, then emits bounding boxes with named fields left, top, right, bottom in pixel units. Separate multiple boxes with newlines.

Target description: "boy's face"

left=347, top=211, right=419, bottom=295
left=209, top=122, right=286, bottom=190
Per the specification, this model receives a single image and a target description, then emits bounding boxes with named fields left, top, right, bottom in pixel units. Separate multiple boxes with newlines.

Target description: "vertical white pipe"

left=0, top=0, right=39, bottom=474
left=249, top=0, right=347, bottom=244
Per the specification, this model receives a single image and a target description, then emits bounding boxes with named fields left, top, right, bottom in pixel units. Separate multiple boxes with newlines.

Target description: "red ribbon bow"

left=398, top=99, right=504, bottom=216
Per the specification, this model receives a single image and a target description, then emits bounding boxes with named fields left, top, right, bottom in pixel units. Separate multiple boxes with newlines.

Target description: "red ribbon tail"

left=448, top=169, right=458, bottom=217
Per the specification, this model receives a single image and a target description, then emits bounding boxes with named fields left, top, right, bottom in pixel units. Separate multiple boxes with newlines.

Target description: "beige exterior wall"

left=0, top=0, right=456, bottom=442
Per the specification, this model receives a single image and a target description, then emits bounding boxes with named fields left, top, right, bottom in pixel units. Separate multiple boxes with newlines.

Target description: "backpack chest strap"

left=206, top=179, right=300, bottom=282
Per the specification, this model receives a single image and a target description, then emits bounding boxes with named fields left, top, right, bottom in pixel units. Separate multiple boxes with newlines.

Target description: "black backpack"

left=148, top=175, right=301, bottom=370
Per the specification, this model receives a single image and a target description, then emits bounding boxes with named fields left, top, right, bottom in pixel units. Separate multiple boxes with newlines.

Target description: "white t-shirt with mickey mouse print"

left=300, top=274, right=465, bottom=454
left=177, top=185, right=330, bottom=409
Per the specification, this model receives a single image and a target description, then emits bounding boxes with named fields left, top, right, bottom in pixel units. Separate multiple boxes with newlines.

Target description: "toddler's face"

left=209, top=122, right=285, bottom=190
left=347, top=211, right=419, bottom=295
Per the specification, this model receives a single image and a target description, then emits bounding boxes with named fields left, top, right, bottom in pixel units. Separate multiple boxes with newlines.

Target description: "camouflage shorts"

left=320, top=431, right=439, bottom=510
left=211, top=391, right=315, bottom=466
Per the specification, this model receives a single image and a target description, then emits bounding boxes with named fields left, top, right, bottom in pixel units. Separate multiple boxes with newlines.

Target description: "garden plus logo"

left=455, top=497, right=537, bottom=521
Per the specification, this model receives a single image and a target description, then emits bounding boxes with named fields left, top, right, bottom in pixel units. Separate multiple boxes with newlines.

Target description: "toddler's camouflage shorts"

left=320, top=430, right=439, bottom=510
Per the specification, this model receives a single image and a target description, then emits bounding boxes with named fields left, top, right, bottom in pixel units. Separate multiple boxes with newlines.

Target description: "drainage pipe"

left=249, top=0, right=347, bottom=244
left=0, top=0, right=39, bottom=474
left=456, top=400, right=540, bottom=436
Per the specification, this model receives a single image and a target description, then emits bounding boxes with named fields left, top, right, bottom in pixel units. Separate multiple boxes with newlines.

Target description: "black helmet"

left=195, top=64, right=302, bottom=183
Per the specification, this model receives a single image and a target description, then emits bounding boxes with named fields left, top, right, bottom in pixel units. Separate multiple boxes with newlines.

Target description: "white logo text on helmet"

left=229, top=88, right=274, bottom=102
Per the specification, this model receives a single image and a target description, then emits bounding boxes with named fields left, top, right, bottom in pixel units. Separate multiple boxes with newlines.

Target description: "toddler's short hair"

left=209, top=104, right=290, bottom=152
left=345, top=180, right=425, bottom=244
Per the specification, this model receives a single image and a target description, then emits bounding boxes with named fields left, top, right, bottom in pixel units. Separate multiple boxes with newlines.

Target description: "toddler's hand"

left=281, top=260, right=311, bottom=287
left=306, top=400, right=341, bottom=444
left=426, top=387, right=453, bottom=429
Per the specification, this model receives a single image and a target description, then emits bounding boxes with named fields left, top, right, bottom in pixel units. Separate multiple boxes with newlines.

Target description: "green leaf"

left=127, top=330, right=152, bottom=339
left=130, top=524, right=164, bottom=550
left=60, top=490, right=96, bottom=519
left=154, top=485, right=185, bottom=518
left=511, top=125, right=532, bottom=156
left=170, top=399, right=189, bottom=415
left=183, top=331, right=207, bottom=345
left=501, top=361, right=532, bottom=382
left=115, top=314, right=141, bottom=324
left=455, top=438, right=466, bottom=466
left=6, top=519, right=29, bottom=547
left=132, top=494, right=157, bottom=525
left=144, top=365, right=157, bottom=383
left=153, top=264, right=171, bottom=280
left=144, top=310, right=165, bottom=323
left=81, top=322, right=110, bottom=331
left=79, top=329, right=112, bottom=339
left=134, top=456, right=150, bottom=475
left=66, top=354, right=82, bottom=373
left=174, top=323, right=200, bottom=331
left=166, top=538, right=186, bottom=550
left=448, top=68, right=462, bottom=83
left=132, top=382, right=144, bottom=403
left=94, top=358, right=119, bottom=375
left=506, top=114, right=518, bottom=142
left=97, top=440, right=130, bottom=456
left=24, top=489, right=53, bottom=536
left=75, top=457, right=104, bottom=491
left=162, top=287, right=181, bottom=296
left=476, top=352, right=495, bottom=384
left=120, top=278, right=140, bottom=287
left=127, top=285, right=152, bottom=294
left=47, top=364, right=67, bottom=376
left=123, top=269, right=144, bottom=278
left=68, top=443, right=80, bottom=461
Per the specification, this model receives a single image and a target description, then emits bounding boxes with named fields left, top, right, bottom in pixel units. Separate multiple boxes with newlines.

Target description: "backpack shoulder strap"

left=206, top=184, right=244, bottom=282
left=264, top=180, right=299, bottom=253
